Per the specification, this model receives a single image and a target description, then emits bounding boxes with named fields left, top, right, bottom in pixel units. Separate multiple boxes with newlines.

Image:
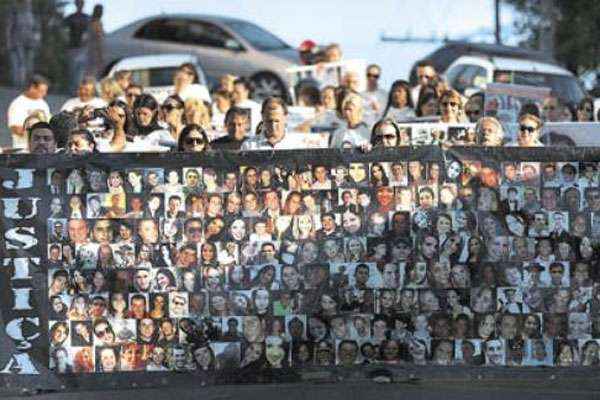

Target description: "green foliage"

left=0, top=0, right=69, bottom=91
left=507, top=0, right=600, bottom=74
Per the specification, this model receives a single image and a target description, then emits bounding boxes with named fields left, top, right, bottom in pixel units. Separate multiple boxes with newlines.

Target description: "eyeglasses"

left=519, top=125, right=537, bottom=133
left=185, top=137, right=206, bottom=145
left=367, top=73, right=380, bottom=79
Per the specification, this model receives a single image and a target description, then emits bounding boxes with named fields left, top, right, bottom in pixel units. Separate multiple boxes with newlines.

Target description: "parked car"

left=408, top=41, right=555, bottom=86
left=408, top=41, right=585, bottom=105
left=105, top=53, right=210, bottom=104
left=95, top=14, right=300, bottom=101
left=445, top=55, right=586, bottom=106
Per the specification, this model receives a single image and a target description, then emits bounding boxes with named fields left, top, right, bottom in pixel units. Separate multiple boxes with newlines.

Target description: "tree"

left=0, top=0, right=69, bottom=90
left=507, top=0, right=600, bottom=74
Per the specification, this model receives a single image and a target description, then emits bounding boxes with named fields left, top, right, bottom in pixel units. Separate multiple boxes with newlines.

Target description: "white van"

left=445, top=55, right=586, bottom=105
left=106, top=53, right=211, bottom=104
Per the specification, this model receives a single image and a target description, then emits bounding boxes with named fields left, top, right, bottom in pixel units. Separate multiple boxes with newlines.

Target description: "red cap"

left=299, top=40, right=317, bottom=51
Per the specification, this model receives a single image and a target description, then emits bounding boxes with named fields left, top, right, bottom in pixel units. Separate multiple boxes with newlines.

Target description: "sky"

left=67, top=0, right=520, bottom=88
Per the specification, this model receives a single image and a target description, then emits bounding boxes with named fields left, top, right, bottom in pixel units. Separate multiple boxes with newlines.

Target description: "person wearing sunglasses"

left=161, top=95, right=185, bottom=144
left=439, top=89, right=467, bottom=123
left=124, top=84, right=142, bottom=111
left=370, top=118, right=400, bottom=148
left=411, top=59, right=437, bottom=105
left=514, top=113, right=544, bottom=147
left=382, top=80, right=415, bottom=123
left=364, top=64, right=388, bottom=115
left=464, top=92, right=484, bottom=123
left=178, top=124, right=210, bottom=152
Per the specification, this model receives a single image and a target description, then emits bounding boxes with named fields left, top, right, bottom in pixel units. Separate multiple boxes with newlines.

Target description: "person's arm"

left=107, top=106, right=126, bottom=152
left=9, top=125, right=25, bottom=137
left=7, top=99, right=27, bottom=138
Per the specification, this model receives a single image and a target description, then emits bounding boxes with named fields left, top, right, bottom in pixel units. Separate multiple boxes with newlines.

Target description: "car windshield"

left=129, top=67, right=177, bottom=87
left=224, top=20, right=290, bottom=51
left=494, top=70, right=586, bottom=105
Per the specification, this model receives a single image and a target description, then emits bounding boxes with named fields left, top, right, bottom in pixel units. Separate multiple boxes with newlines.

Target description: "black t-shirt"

left=64, top=12, right=91, bottom=48
left=211, top=136, right=247, bottom=151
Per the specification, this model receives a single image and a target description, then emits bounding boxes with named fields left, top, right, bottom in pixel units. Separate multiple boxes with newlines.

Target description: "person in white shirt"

left=172, top=63, right=211, bottom=103
left=241, top=97, right=306, bottom=150
left=210, top=89, right=232, bottom=133
left=7, top=74, right=50, bottom=149
left=363, top=64, right=388, bottom=116
left=329, top=93, right=371, bottom=148
left=60, top=76, right=106, bottom=112
left=232, top=78, right=261, bottom=135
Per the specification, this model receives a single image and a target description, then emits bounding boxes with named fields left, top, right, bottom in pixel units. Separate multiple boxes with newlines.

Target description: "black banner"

left=2, top=147, right=600, bottom=392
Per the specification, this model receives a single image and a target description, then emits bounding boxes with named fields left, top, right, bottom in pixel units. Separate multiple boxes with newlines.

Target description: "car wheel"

left=250, top=73, right=287, bottom=102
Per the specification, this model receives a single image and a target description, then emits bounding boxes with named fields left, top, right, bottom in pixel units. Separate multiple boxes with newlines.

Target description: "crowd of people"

left=7, top=2, right=600, bottom=378
left=6, top=46, right=597, bottom=155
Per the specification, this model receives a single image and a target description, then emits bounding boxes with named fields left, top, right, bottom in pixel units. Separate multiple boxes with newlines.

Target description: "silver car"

left=99, top=14, right=300, bottom=101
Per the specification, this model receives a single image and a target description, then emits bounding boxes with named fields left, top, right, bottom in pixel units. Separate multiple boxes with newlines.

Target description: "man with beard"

left=27, top=122, right=57, bottom=154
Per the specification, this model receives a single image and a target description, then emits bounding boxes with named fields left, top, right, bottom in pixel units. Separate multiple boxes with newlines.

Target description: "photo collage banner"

left=3, top=148, right=600, bottom=380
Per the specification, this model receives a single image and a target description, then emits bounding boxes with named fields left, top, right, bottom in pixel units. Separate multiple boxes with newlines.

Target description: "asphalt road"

left=2, top=379, right=600, bottom=400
